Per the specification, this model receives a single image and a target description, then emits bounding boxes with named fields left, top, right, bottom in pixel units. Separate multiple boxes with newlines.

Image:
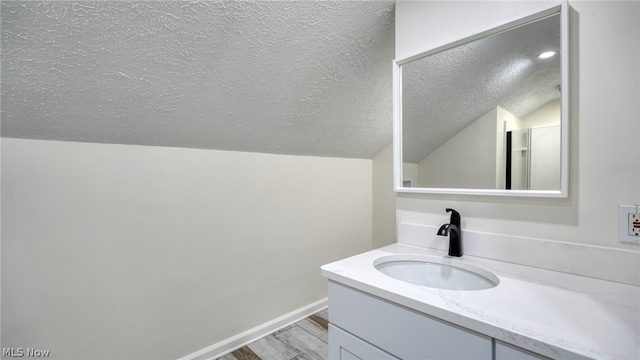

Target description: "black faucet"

left=437, top=208, right=462, bottom=257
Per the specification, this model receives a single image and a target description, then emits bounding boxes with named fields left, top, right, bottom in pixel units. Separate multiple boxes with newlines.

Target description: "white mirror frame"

left=393, top=2, right=569, bottom=197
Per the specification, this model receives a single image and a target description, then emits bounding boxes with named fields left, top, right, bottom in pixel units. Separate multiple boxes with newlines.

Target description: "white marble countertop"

left=321, top=243, right=640, bottom=360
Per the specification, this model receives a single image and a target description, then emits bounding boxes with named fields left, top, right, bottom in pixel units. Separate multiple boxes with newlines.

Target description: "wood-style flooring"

left=216, top=309, right=329, bottom=360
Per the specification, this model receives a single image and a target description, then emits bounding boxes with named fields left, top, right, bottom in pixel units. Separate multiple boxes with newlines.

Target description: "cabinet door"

left=329, top=324, right=400, bottom=360
left=495, top=340, right=551, bottom=360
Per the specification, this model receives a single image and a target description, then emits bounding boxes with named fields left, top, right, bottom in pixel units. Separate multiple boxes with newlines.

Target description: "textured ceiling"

left=1, top=1, right=395, bottom=159
left=402, top=13, right=561, bottom=164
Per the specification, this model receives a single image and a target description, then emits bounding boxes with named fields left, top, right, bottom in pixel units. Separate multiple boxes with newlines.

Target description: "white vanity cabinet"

left=494, top=341, right=551, bottom=360
left=328, top=281, right=493, bottom=359
left=322, top=242, right=640, bottom=359
left=329, top=324, right=400, bottom=360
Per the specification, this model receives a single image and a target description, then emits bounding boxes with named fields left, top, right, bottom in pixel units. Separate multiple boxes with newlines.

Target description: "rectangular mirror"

left=393, top=2, right=569, bottom=197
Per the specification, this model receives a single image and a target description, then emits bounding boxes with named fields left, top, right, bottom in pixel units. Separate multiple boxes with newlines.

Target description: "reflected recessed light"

left=538, top=51, right=556, bottom=59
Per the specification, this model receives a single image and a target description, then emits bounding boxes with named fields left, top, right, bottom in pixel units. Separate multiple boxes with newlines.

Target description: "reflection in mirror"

left=395, top=4, right=568, bottom=196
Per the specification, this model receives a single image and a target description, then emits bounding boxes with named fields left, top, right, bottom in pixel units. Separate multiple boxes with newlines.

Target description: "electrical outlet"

left=620, top=205, right=640, bottom=244
left=629, top=213, right=640, bottom=236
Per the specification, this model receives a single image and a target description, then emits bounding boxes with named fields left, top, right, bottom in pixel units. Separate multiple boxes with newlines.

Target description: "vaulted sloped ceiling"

left=1, top=1, right=395, bottom=159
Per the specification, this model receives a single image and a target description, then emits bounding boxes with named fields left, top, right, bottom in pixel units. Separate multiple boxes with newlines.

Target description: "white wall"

left=417, top=108, right=498, bottom=188
left=522, top=98, right=561, bottom=128
left=1, top=138, right=373, bottom=359
left=396, top=0, right=640, bottom=250
left=401, top=162, right=418, bottom=187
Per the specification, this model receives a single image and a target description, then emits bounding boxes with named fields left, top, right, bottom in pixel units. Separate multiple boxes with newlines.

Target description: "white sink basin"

left=374, top=255, right=499, bottom=291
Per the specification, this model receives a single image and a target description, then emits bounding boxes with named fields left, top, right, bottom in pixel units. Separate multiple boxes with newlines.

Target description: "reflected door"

left=530, top=125, right=561, bottom=190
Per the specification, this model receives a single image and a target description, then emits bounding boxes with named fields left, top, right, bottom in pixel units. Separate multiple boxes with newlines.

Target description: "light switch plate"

left=619, top=205, right=640, bottom=244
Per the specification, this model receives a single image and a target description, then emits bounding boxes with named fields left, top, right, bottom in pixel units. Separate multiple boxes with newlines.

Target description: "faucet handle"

left=445, top=208, right=461, bottom=226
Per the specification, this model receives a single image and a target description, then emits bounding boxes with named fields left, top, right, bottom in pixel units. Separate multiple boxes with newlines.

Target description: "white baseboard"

left=178, top=298, right=328, bottom=360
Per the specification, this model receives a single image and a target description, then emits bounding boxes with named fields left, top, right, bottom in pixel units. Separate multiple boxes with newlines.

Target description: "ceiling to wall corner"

left=1, top=1, right=395, bottom=159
